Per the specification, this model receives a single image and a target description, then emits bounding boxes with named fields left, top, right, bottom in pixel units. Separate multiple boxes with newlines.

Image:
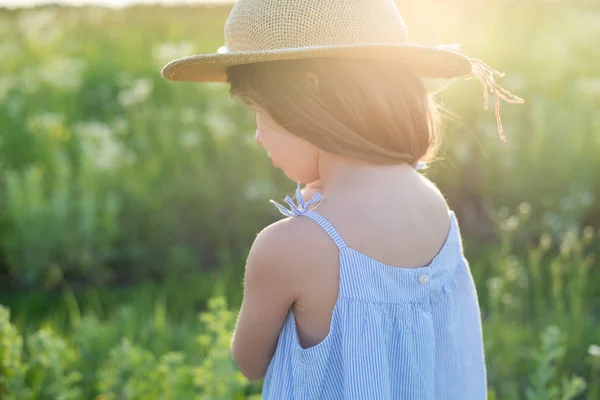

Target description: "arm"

left=230, top=220, right=302, bottom=380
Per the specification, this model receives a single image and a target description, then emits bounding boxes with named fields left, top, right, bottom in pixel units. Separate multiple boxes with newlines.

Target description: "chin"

left=283, top=170, right=319, bottom=185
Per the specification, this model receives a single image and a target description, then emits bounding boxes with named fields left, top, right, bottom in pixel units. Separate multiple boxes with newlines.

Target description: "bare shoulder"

left=250, top=215, right=338, bottom=280
left=418, top=173, right=448, bottom=202
left=232, top=214, right=337, bottom=380
left=417, top=173, right=451, bottom=224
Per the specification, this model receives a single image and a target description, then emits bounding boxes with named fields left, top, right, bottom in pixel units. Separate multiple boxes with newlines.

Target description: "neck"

left=317, top=153, right=419, bottom=197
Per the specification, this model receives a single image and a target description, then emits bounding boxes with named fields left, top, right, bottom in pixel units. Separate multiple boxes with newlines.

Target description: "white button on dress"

left=419, top=274, right=430, bottom=285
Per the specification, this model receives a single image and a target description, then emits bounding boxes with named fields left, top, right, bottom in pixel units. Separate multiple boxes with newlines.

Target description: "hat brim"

left=161, top=44, right=472, bottom=83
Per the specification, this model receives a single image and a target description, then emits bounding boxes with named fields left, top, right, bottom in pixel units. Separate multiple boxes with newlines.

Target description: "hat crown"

left=224, top=0, right=409, bottom=53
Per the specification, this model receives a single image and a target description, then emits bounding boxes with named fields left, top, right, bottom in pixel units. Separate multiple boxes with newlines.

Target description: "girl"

left=162, top=0, right=523, bottom=398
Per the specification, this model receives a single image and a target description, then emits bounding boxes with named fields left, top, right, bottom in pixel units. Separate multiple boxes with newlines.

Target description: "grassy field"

left=0, top=1, right=599, bottom=399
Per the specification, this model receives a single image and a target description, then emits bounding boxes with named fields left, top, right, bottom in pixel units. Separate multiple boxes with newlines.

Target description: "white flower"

left=583, top=226, right=595, bottom=241
left=517, top=202, right=531, bottom=216
left=561, top=228, right=579, bottom=249
left=502, top=216, right=519, bottom=232
left=539, top=233, right=552, bottom=250
left=501, top=293, right=519, bottom=308
left=487, top=277, right=504, bottom=300
left=497, top=207, right=510, bottom=220
left=38, top=57, right=86, bottom=91
left=589, top=344, right=600, bottom=357
left=94, top=138, right=122, bottom=170
left=74, top=121, right=123, bottom=170
left=27, top=112, right=64, bottom=132
left=17, top=9, right=57, bottom=37
left=131, top=79, right=153, bottom=101
left=17, top=9, right=63, bottom=47
left=505, top=256, right=520, bottom=282
left=74, top=121, right=112, bottom=140
left=118, top=79, right=153, bottom=107
left=152, top=41, right=196, bottom=67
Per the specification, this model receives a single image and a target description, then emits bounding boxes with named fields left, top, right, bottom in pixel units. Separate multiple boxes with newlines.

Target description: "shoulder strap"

left=269, top=183, right=347, bottom=249
left=302, top=210, right=347, bottom=250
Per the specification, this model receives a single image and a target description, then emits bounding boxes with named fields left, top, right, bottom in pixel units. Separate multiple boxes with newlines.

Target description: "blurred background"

left=0, top=0, right=598, bottom=399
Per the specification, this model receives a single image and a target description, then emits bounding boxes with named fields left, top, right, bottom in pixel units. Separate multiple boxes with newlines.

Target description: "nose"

left=255, top=130, right=263, bottom=146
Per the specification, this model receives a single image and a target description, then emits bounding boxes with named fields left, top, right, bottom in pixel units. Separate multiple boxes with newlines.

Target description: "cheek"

left=266, top=134, right=320, bottom=184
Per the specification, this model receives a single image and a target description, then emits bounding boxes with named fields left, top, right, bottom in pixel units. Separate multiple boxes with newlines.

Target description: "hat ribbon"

left=470, top=59, right=525, bottom=142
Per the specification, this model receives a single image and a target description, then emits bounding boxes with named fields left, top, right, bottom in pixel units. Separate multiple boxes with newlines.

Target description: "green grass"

left=1, top=207, right=599, bottom=399
left=0, top=1, right=599, bottom=399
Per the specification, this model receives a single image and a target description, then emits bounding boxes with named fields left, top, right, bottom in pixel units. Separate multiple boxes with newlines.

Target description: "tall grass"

left=1, top=209, right=599, bottom=399
left=0, top=1, right=598, bottom=288
left=0, top=1, right=599, bottom=399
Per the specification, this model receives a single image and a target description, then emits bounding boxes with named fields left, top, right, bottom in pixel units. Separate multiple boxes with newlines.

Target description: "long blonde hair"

left=227, top=58, right=443, bottom=167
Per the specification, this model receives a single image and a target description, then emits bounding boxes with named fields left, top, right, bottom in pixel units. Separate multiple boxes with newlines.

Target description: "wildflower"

left=17, top=9, right=57, bottom=38
left=27, top=112, right=65, bottom=135
left=497, top=207, right=510, bottom=220
left=487, top=277, right=504, bottom=300
left=501, top=215, right=519, bottom=232
left=583, top=226, right=595, bottom=241
left=539, top=233, right=552, bottom=251
left=517, top=202, right=531, bottom=217
left=94, top=139, right=122, bottom=170
left=74, top=121, right=123, bottom=170
left=501, top=293, right=519, bottom=308
left=38, top=57, right=86, bottom=91
left=118, top=79, right=153, bottom=107
left=589, top=345, right=600, bottom=357
left=560, top=242, right=571, bottom=256
left=74, top=121, right=112, bottom=140
left=560, top=228, right=579, bottom=255
left=152, top=41, right=196, bottom=66
left=505, top=256, right=520, bottom=282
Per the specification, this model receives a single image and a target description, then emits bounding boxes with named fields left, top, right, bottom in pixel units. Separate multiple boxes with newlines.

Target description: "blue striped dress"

left=262, top=187, right=487, bottom=399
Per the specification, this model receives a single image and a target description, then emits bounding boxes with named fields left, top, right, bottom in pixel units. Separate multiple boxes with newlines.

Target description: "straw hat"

left=161, top=0, right=524, bottom=141
left=161, top=0, right=473, bottom=83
